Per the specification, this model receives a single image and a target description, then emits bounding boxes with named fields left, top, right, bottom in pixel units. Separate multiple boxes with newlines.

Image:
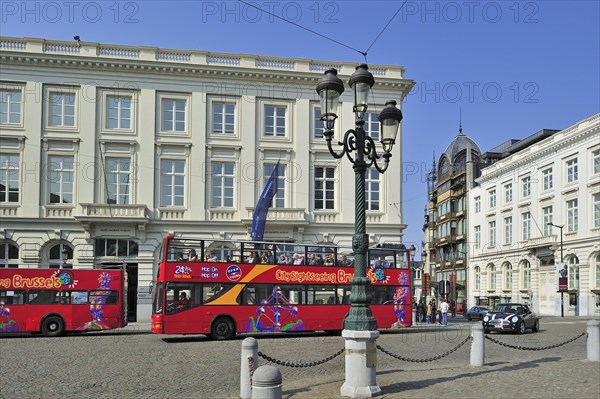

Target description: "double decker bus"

left=0, top=267, right=128, bottom=337
left=151, top=236, right=412, bottom=339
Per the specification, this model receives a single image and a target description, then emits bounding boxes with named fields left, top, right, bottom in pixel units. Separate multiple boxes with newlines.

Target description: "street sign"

left=558, top=277, right=568, bottom=292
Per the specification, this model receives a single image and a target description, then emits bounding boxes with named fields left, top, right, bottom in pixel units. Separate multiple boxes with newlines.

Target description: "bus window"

left=306, top=285, right=337, bottom=304
left=89, top=291, right=119, bottom=305
left=28, top=290, right=59, bottom=304
left=336, top=287, right=351, bottom=304
left=371, top=286, right=397, bottom=304
left=165, top=282, right=202, bottom=313
left=202, top=283, right=235, bottom=304
left=279, top=285, right=305, bottom=305
left=0, top=290, right=26, bottom=305
left=70, top=291, right=89, bottom=304
left=153, top=283, right=164, bottom=314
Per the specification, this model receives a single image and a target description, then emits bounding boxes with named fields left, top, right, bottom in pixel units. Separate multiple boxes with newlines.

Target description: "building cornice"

left=0, top=37, right=414, bottom=94
left=476, top=114, right=600, bottom=184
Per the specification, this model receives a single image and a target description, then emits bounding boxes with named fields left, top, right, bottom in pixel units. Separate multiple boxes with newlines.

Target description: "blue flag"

left=251, top=161, right=280, bottom=241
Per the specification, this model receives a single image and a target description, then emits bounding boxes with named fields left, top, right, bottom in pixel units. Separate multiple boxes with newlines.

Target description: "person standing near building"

left=440, top=297, right=449, bottom=326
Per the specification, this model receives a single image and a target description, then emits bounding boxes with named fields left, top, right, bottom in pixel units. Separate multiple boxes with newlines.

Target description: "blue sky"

left=2, top=0, right=599, bottom=249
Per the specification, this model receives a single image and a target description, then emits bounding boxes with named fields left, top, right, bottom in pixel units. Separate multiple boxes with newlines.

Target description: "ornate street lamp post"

left=316, top=65, right=403, bottom=398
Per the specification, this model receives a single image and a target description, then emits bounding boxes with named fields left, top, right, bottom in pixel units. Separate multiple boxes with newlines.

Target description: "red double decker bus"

left=151, top=236, right=412, bottom=339
left=0, top=267, right=128, bottom=336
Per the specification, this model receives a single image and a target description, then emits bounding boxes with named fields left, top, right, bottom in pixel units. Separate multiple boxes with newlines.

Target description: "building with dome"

left=422, top=125, right=483, bottom=313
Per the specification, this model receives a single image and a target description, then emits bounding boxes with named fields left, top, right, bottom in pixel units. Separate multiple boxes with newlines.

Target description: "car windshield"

left=493, top=305, right=518, bottom=313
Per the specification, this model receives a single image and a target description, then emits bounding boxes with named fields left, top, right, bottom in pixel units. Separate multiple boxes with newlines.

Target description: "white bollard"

left=251, top=365, right=282, bottom=399
left=587, top=320, right=600, bottom=362
left=470, top=324, right=485, bottom=367
left=241, top=337, right=258, bottom=399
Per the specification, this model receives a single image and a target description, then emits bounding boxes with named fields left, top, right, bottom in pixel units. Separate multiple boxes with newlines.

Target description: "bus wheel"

left=211, top=317, right=235, bottom=340
left=42, top=316, right=65, bottom=337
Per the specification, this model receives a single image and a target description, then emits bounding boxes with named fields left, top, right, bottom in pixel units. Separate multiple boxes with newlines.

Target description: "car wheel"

left=532, top=319, right=540, bottom=333
left=467, top=315, right=472, bottom=321
left=484, top=329, right=490, bottom=334
left=517, top=321, right=526, bottom=334
left=478, top=314, right=484, bottom=320
left=211, top=317, right=235, bottom=340
left=41, top=316, right=65, bottom=337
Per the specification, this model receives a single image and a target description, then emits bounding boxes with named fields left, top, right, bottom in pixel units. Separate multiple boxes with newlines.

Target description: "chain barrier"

left=484, top=331, right=587, bottom=351
left=377, top=335, right=471, bottom=363
left=257, top=347, right=345, bottom=368
left=248, top=355, right=254, bottom=378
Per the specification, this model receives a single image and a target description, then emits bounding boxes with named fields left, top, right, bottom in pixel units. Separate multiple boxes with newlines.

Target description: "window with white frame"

left=521, top=176, right=531, bottom=198
left=0, top=242, right=19, bottom=268
left=106, top=158, right=131, bottom=205
left=49, top=244, right=73, bottom=269
left=365, top=169, right=380, bottom=211
left=504, top=183, right=513, bottom=203
left=489, top=221, right=496, bottom=246
left=263, top=162, right=286, bottom=208
left=504, top=216, right=512, bottom=245
left=522, top=211, right=531, bottom=240
left=210, top=161, right=235, bottom=208
left=567, top=198, right=578, bottom=232
left=160, top=97, right=187, bottom=132
left=0, top=88, right=22, bottom=125
left=95, top=239, right=139, bottom=257
left=489, top=189, right=496, bottom=209
left=314, top=166, right=335, bottom=210
left=474, top=225, right=481, bottom=249
left=264, top=105, right=287, bottom=137
left=313, top=106, right=324, bottom=139
left=543, top=206, right=553, bottom=235
left=474, top=196, right=481, bottom=213
left=474, top=266, right=481, bottom=290
left=567, top=256, right=579, bottom=290
left=0, top=154, right=19, bottom=203
left=503, top=262, right=512, bottom=290
left=542, top=168, right=553, bottom=190
left=566, top=158, right=578, bottom=183
left=48, top=91, right=76, bottom=128
left=521, top=260, right=531, bottom=289
left=160, top=159, right=185, bottom=207
left=106, top=95, right=132, bottom=130
left=594, top=193, right=600, bottom=229
left=595, top=253, right=600, bottom=289
left=593, top=149, right=600, bottom=175
left=212, top=102, right=236, bottom=135
left=48, top=155, right=74, bottom=204
left=364, top=112, right=379, bottom=141
left=487, top=264, right=496, bottom=290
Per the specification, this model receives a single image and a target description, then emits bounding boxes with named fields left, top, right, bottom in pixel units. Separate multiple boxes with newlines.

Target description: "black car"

left=465, top=306, right=490, bottom=321
left=482, top=303, right=539, bottom=334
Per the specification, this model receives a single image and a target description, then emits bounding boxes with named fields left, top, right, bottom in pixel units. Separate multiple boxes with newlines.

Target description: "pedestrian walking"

left=440, top=297, right=449, bottom=326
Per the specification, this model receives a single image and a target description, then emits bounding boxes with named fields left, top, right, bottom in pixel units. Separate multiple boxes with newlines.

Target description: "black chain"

left=257, top=347, right=345, bottom=368
left=377, top=335, right=472, bottom=363
left=484, top=332, right=587, bottom=351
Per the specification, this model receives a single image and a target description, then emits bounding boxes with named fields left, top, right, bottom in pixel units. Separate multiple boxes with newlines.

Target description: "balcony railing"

left=0, top=37, right=406, bottom=79
left=526, top=234, right=557, bottom=248
left=77, top=204, right=149, bottom=219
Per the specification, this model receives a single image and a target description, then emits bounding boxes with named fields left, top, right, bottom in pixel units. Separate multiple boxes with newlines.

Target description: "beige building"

left=0, top=37, right=414, bottom=321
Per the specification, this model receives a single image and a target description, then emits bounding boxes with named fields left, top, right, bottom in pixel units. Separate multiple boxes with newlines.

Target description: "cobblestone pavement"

left=1, top=317, right=599, bottom=399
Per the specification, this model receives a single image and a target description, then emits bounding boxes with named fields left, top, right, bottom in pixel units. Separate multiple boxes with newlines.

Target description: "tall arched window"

left=487, top=263, right=496, bottom=290
left=502, top=262, right=512, bottom=290
left=49, top=243, right=73, bottom=269
left=595, top=253, right=600, bottom=289
left=521, top=260, right=531, bottom=289
left=0, top=242, right=19, bottom=268
left=474, top=266, right=481, bottom=290
left=567, top=255, right=579, bottom=290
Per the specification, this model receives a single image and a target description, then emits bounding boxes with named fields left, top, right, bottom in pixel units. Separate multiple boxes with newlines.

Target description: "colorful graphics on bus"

left=244, top=286, right=304, bottom=333
left=391, top=273, right=411, bottom=328
left=81, top=272, right=113, bottom=331
left=0, top=302, right=18, bottom=332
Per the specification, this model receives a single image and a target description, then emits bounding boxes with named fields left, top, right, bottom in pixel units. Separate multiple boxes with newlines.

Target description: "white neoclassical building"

left=0, top=37, right=414, bottom=321
left=468, top=113, right=600, bottom=316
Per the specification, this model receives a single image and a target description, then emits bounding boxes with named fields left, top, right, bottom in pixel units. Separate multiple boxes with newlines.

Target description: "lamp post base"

left=340, top=329, right=381, bottom=398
